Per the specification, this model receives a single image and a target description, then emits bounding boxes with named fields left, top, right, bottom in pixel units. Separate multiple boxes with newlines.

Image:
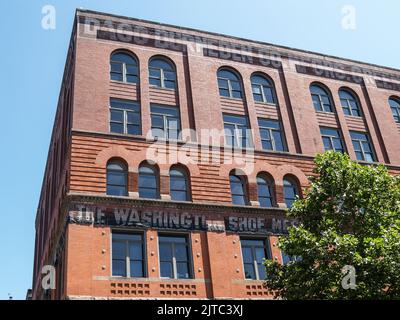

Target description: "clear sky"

left=0, top=0, right=399, bottom=300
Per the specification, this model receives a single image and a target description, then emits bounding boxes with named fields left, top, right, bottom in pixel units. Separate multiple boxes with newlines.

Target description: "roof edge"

left=75, top=8, right=400, bottom=75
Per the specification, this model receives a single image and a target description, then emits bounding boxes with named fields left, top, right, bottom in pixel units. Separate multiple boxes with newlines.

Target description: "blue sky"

left=0, top=0, right=398, bottom=300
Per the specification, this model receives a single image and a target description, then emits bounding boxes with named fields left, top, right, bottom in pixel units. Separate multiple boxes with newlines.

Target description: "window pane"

left=149, top=68, right=161, bottom=78
left=252, top=84, right=262, bottom=95
left=244, top=264, right=256, bottom=280
left=255, top=247, right=266, bottom=263
left=127, top=124, right=141, bottom=135
left=259, top=196, right=273, bottom=208
left=112, top=260, right=126, bottom=277
left=333, top=138, right=343, bottom=152
left=177, top=263, right=190, bottom=279
left=355, top=151, right=364, bottom=161
left=126, top=75, right=138, bottom=83
left=257, top=264, right=266, bottom=280
left=139, top=174, right=157, bottom=188
left=260, top=128, right=271, bottom=141
left=164, top=70, right=176, bottom=81
left=164, top=80, right=176, bottom=89
left=362, top=142, right=372, bottom=153
left=264, top=87, right=275, bottom=104
left=107, top=171, right=126, bottom=186
left=107, top=185, right=127, bottom=196
left=171, top=191, right=187, bottom=201
left=111, top=73, right=123, bottom=82
left=312, top=95, right=322, bottom=111
left=160, top=262, right=173, bottom=278
left=126, top=65, right=138, bottom=75
left=272, top=131, right=285, bottom=151
left=111, top=62, right=122, bottom=73
left=159, top=243, right=172, bottom=261
left=242, top=247, right=253, bottom=263
left=232, top=195, right=245, bottom=205
left=364, top=153, right=374, bottom=162
left=352, top=140, right=362, bottom=152
left=110, top=123, right=124, bottom=134
left=322, top=137, right=332, bottom=151
left=129, top=242, right=142, bottom=260
left=171, top=178, right=186, bottom=191
left=232, top=90, right=242, bottom=99
left=112, top=241, right=125, bottom=259
left=110, top=110, right=124, bottom=122
left=219, top=88, right=230, bottom=97
left=150, top=78, right=161, bottom=87
left=175, top=244, right=188, bottom=262
left=218, top=78, right=229, bottom=89
left=130, top=261, right=143, bottom=277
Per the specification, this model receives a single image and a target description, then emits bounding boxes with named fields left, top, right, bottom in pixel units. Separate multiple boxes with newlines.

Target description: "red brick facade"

left=32, top=9, right=400, bottom=300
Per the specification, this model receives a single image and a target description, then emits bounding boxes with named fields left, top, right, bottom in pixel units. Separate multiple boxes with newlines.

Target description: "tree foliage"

left=264, top=151, right=400, bottom=299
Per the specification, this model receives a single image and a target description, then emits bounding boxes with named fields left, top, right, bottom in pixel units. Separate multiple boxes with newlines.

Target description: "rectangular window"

left=159, top=234, right=192, bottom=279
left=258, top=118, right=287, bottom=152
left=240, top=238, right=270, bottom=280
left=151, top=105, right=181, bottom=140
left=320, top=127, right=345, bottom=153
left=350, top=131, right=376, bottom=162
left=110, top=99, right=141, bottom=135
left=223, top=114, right=253, bottom=148
left=112, top=233, right=145, bottom=278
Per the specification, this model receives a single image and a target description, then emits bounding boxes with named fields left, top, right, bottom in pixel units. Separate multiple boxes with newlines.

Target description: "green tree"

left=264, top=151, right=400, bottom=299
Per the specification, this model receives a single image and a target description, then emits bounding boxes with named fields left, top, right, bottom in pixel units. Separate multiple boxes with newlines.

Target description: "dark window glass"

left=389, top=98, right=400, bottom=123
left=149, top=58, right=176, bottom=89
left=159, top=235, right=192, bottom=279
left=281, top=252, right=301, bottom=265
left=150, top=105, right=181, bottom=140
left=350, top=131, right=376, bottom=162
left=230, top=175, right=247, bottom=205
left=110, top=52, right=138, bottom=84
left=251, top=75, right=276, bottom=104
left=310, top=85, right=333, bottom=112
left=257, top=176, right=274, bottom=207
left=110, top=99, right=141, bottom=135
left=170, top=168, right=189, bottom=201
left=112, top=233, right=145, bottom=278
left=139, top=165, right=159, bottom=199
left=107, top=161, right=128, bottom=196
left=339, top=89, right=362, bottom=117
left=240, top=239, right=269, bottom=280
left=217, top=69, right=243, bottom=99
left=320, top=127, right=345, bottom=153
left=258, top=118, right=287, bottom=152
left=223, top=114, right=252, bottom=148
left=283, top=178, right=298, bottom=208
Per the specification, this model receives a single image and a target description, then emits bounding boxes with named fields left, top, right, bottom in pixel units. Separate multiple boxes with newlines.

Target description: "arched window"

left=106, top=160, right=128, bottom=196
left=217, top=68, right=243, bottom=99
left=138, top=164, right=159, bottom=199
left=229, top=174, right=247, bottom=205
left=339, top=89, right=362, bottom=117
left=251, top=74, right=276, bottom=104
left=110, top=51, right=139, bottom=83
left=149, top=57, right=176, bottom=89
left=389, top=97, right=400, bottom=123
left=170, top=167, right=190, bottom=201
left=283, top=177, right=299, bottom=208
left=257, top=174, right=275, bottom=207
left=310, top=84, right=333, bottom=112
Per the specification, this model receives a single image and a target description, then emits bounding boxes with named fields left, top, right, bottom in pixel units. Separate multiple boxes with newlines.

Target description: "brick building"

left=32, top=9, right=400, bottom=300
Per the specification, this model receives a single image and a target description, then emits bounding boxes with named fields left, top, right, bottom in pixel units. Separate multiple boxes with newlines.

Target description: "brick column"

left=128, top=169, right=139, bottom=198
left=160, top=170, right=171, bottom=200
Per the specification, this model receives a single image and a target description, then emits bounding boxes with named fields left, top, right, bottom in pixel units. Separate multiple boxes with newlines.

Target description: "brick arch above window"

left=276, top=165, right=309, bottom=195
